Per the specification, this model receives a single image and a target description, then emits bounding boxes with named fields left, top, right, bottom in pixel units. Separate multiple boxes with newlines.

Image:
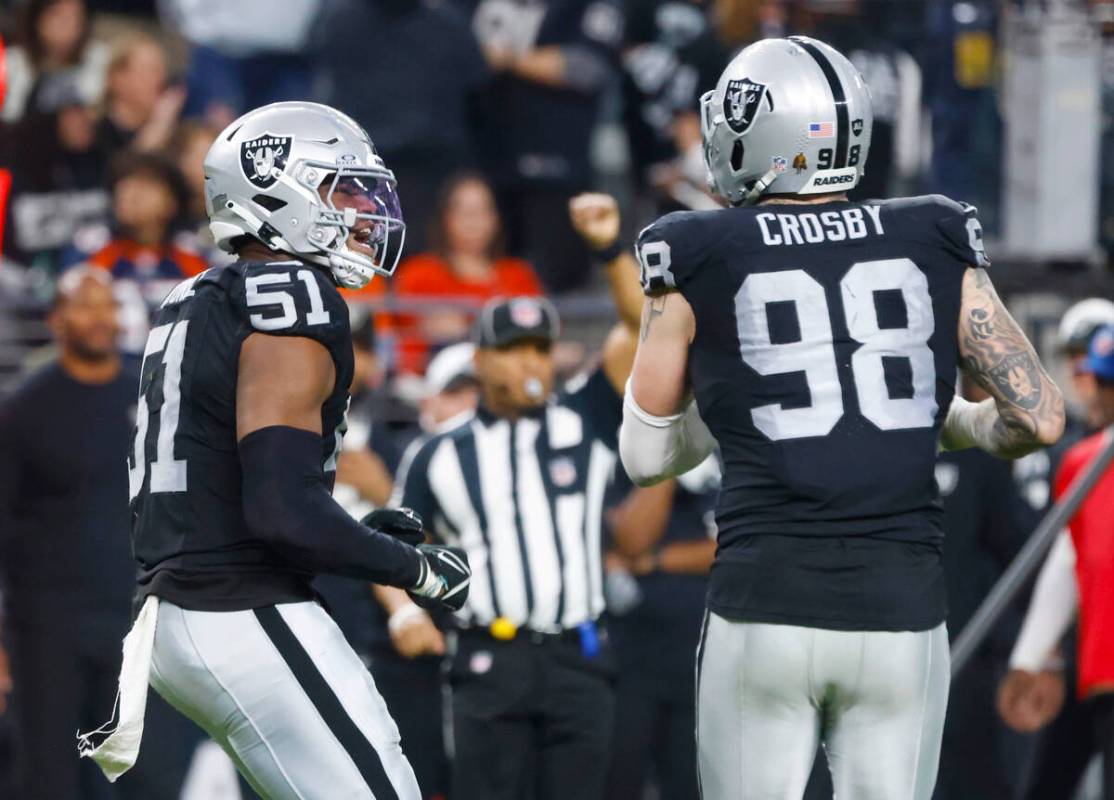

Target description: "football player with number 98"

left=78, top=102, right=470, bottom=800
left=620, top=37, right=1065, bottom=799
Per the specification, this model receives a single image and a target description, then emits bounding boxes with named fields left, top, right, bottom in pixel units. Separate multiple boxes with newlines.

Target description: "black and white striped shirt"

left=393, top=369, right=623, bottom=632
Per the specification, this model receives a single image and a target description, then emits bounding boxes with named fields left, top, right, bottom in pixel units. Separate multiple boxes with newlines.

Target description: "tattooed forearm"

left=640, top=294, right=670, bottom=342
left=953, top=268, right=1065, bottom=458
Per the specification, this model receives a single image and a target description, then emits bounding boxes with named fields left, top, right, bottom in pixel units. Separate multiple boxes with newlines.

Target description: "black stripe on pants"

left=253, top=606, right=399, bottom=799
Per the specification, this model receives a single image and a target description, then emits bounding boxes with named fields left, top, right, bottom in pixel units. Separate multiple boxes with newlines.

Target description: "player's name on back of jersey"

left=756, top=205, right=884, bottom=247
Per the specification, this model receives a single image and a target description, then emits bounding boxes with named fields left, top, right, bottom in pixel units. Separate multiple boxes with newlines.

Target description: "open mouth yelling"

left=349, top=223, right=381, bottom=258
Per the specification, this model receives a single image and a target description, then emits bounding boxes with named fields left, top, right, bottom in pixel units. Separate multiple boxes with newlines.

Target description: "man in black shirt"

left=0, top=267, right=198, bottom=800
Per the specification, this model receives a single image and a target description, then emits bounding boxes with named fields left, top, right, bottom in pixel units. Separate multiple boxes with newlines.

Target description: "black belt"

left=460, top=626, right=583, bottom=647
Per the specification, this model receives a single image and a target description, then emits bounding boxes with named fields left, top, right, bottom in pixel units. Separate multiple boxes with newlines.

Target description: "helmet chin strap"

left=327, top=249, right=376, bottom=289
left=741, top=168, right=780, bottom=206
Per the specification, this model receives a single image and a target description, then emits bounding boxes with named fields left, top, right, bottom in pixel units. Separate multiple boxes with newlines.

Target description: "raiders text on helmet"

left=700, top=36, right=874, bottom=205
left=204, top=101, right=405, bottom=290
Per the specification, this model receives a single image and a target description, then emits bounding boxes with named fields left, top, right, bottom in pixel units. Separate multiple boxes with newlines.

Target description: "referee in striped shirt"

left=390, top=194, right=643, bottom=800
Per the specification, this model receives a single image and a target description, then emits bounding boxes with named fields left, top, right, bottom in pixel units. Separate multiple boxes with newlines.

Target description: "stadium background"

left=1, top=0, right=1113, bottom=798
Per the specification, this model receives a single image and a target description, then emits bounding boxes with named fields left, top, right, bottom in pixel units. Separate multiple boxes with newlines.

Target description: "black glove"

left=360, top=507, right=424, bottom=547
left=409, top=544, right=471, bottom=612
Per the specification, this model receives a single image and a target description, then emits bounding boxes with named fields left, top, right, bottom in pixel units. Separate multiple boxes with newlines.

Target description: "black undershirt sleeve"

left=240, top=425, right=423, bottom=587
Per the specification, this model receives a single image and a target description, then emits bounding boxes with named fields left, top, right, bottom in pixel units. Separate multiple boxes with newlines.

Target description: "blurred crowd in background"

left=1, top=0, right=1110, bottom=384
left=2, top=0, right=1114, bottom=798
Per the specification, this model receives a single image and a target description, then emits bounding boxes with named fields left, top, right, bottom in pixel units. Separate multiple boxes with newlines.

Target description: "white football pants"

left=696, top=612, right=949, bottom=800
left=149, top=600, right=420, bottom=800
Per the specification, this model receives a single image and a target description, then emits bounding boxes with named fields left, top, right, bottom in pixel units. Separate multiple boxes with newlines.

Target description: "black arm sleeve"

left=240, top=425, right=423, bottom=587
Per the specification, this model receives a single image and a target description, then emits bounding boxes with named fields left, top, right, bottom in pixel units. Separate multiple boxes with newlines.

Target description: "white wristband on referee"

left=388, top=602, right=429, bottom=634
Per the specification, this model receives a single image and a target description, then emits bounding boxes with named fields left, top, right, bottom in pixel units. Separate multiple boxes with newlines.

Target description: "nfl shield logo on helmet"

left=723, top=78, right=767, bottom=134
left=240, top=133, right=293, bottom=189
left=510, top=298, right=543, bottom=328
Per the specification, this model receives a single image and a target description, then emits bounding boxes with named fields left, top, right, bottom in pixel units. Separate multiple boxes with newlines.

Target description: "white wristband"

left=388, top=602, right=429, bottom=634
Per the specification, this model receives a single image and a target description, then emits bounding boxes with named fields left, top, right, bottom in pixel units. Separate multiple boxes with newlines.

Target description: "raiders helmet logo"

left=851, top=118, right=864, bottom=137
left=240, top=133, right=293, bottom=189
left=723, top=78, right=767, bottom=134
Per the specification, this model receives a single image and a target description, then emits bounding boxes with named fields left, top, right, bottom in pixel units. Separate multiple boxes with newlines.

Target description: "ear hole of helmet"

left=731, top=141, right=745, bottom=172
left=253, top=194, right=288, bottom=212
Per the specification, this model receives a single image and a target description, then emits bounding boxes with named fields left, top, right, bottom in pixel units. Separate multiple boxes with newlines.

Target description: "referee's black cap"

left=475, top=296, right=560, bottom=349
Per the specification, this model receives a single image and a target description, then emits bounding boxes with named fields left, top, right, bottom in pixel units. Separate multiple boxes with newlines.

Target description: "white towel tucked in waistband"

left=77, top=594, right=159, bottom=782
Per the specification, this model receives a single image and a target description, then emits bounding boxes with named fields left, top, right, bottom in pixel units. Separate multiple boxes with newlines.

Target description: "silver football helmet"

left=204, top=101, right=404, bottom=289
left=701, top=36, right=873, bottom=206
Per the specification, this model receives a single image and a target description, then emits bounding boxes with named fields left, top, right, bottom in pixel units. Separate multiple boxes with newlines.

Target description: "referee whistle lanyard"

left=76, top=594, right=159, bottom=781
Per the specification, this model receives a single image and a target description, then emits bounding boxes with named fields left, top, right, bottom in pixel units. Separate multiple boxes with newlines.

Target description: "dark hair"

left=352, top=312, right=378, bottom=353
left=109, top=150, right=191, bottom=238
left=427, top=172, right=506, bottom=263
left=19, top=0, right=92, bottom=70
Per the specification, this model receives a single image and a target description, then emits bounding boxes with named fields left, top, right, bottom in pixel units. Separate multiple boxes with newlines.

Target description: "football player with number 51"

left=78, top=102, right=471, bottom=800
left=620, top=37, right=1065, bottom=800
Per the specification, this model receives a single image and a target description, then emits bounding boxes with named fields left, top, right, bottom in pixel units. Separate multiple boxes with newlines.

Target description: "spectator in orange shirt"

left=390, top=172, right=543, bottom=372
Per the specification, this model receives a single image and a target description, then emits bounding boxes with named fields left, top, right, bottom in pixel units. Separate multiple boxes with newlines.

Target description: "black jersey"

left=129, top=260, right=354, bottom=611
left=636, top=195, right=989, bottom=630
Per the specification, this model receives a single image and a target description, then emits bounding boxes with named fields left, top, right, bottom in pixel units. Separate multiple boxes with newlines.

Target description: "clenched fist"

left=569, top=193, right=620, bottom=251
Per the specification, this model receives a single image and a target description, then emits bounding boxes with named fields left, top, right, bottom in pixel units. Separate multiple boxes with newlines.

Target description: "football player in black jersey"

left=619, top=38, right=1065, bottom=800
left=78, top=102, right=470, bottom=800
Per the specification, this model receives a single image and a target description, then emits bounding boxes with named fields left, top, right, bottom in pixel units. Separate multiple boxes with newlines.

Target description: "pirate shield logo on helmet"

left=723, top=78, right=767, bottom=134
left=240, top=133, right=293, bottom=189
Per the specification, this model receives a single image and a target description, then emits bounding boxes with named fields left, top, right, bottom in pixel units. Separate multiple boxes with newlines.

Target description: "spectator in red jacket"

left=386, top=172, right=544, bottom=373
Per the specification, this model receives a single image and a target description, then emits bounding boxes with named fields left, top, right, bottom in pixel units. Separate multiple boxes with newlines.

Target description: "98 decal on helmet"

left=204, top=101, right=405, bottom=290
left=700, top=36, right=874, bottom=206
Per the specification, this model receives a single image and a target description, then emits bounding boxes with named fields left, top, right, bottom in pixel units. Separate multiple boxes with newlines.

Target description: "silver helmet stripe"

left=790, top=37, right=850, bottom=169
